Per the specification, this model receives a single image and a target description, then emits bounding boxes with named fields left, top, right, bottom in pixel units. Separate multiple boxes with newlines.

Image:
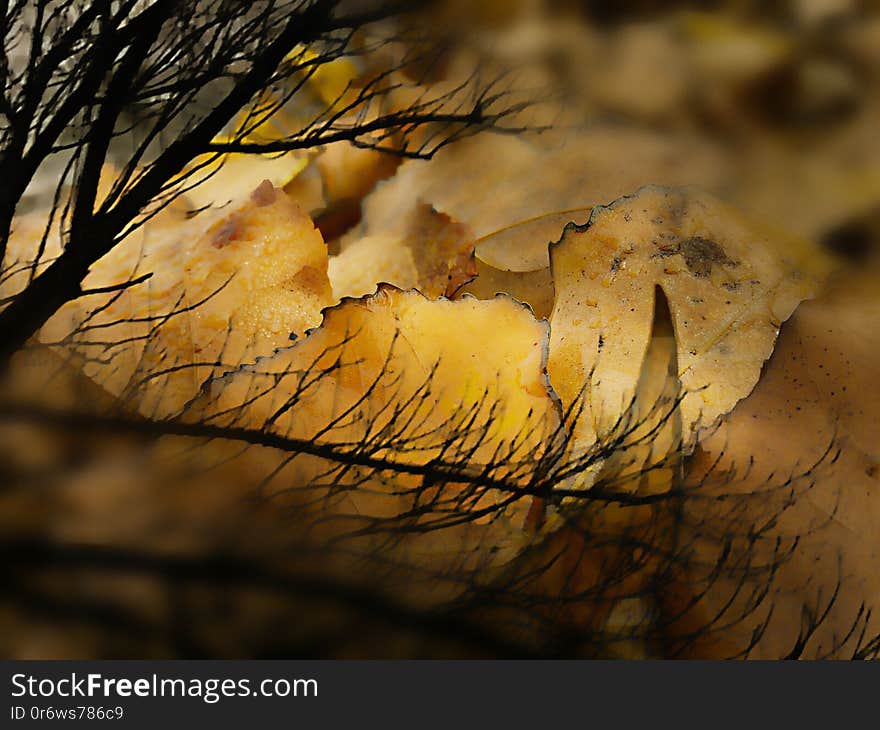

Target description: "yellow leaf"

left=674, top=261, right=880, bottom=658
left=192, top=286, right=564, bottom=578
left=328, top=203, right=475, bottom=301
left=40, top=182, right=331, bottom=417
left=547, top=186, right=831, bottom=487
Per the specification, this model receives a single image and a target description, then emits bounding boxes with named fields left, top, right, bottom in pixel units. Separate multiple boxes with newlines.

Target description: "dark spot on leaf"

left=678, top=236, right=736, bottom=277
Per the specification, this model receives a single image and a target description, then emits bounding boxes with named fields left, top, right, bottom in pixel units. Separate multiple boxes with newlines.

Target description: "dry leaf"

left=182, top=151, right=310, bottom=213
left=191, top=286, right=564, bottom=581
left=350, top=127, right=726, bottom=326
left=459, top=263, right=556, bottom=320
left=38, top=182, right=331, bottom=416
left=547, top=185, right=831, bottom=487
left=473, top=209, right=592, bottom=273
left=356, top=126, right=727, bottom=243
left=328, top=203, right=475, bottom=301
left=457, top=209, right=592, bottom=319
left=673, top=261, right=880, bottom=658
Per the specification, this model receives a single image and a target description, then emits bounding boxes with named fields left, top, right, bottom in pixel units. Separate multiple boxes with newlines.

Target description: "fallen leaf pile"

left=2, top=160, right=832, bottom=650
left=2, top=0, right=878, bottom=659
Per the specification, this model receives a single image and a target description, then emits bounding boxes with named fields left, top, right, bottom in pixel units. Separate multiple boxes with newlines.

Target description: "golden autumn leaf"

left=547, top=186, right=832, bottom=487
left=179, top=47, right=363, bottom=214
left=328, top=202, right=475, bottom=302
left=356, top=127, right=727, bottom=243
left=347, top=127, right=725, bottom=326
left=474, top=210, right=592, bottom=273
left=188, top=286, right=564, bottom=581
left=457, top=209, right=592, bottom=319
left=459, top=263, right=556, bottom=320
left=182, top=150, right=311, bottom=214
left=672, top=261, right=880, bottom=659
left=37, top=182, right=331, bottom=417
